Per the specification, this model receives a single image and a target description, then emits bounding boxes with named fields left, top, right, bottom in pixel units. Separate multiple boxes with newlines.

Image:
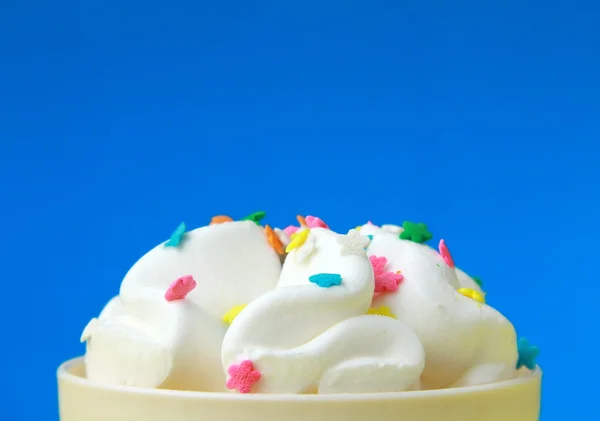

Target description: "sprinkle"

left=165, top=222, right=186, bottom=247
left=370, top=255, right=404, bottom=293
left=366, top=234, right=373, bottom=241
left=367, top=306, right=396, bottom=319
left=473, top=276, right=483, bottom=287
left=296, top=215, right=307, bottom=227
left=294, top=234, right=316, bottom=263
left=241, top=211, right=267, bottom=225
left=283, top=225, right=299, bottom=237
left=210, top=215, right=233, bottom=225
left=457, top=288, right=485, bottom=304
left=516, top=338, right=540, bottom=370
left=165, top=275, right=197, bottom=301
left=286, top=229, right=310, bottom=253
left=438, top=239, right=455, bottom=267
left=337, top=229, right=370, bottom=256
left=399, top=221, right=433, bottom=244
left=355, top=225, right=362, bottom=231
left=305, top=215, right=329, bottom=229
left=226, top=360, right=261, bottom=394
left=223, top=305, right=247, bottom=325
left=264, top=225, right=284, bottom=254
left=309, top=273, right=343, bottom=288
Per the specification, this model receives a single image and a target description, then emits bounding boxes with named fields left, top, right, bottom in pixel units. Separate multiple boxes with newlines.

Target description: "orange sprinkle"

left=297, top=215, right=307, bottom=227
left=264, top=225, right=284, bottom=255
left=210, top=215, right=233, bottom=225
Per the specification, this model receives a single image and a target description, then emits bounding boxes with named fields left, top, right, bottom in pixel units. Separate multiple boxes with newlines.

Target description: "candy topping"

left=438, top=239, right=455, bottom=267
left=165, top=222, right=186, bottom=247
left=226, top=360, right=261, bottom=393
left=367, top=306, right=396, bottom=319
left=264, top=225, right=284, bottom=254
left=305, top=215, right=329, bottom=229
left=308, top=273, right=343, bottom=288
left=286, top=229, right=310, bottom=253
left=283, top=225, right=299, bottom=236
left=337, top=229, right=370, bottom=256
left=457, top=288, right=485, bottom=303
left=516, top=338, right=539, bottom=370
left=296, top=215, right=307, bottom=227
left=241, top=211, right=267, bottom=225
left=399, top=221, right=433, bottom=244
left=370, top=255, right=404, bottom=293
left=164, top=275, right=197, bottom=301
left=223, top=305, right=247, bottom=325
left=210, top=215, right=233, bottom=225
left=473, top=276, right=483, bottom=287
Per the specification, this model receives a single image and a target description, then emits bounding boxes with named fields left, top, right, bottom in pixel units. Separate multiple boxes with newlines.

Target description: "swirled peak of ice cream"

left=80, top=219, right=282, bottom=391
left=221, top=227, right=425, bottom=394
left=363, top=221, right=518, bottom=390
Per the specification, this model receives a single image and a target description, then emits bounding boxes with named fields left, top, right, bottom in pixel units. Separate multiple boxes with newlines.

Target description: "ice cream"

left=79, top=213, right=534, bottom=395
left=81, top=220, right=282, bottom=391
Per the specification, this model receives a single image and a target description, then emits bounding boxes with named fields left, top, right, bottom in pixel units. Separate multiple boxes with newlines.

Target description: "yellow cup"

left=58, top=357, right=541, bottom=421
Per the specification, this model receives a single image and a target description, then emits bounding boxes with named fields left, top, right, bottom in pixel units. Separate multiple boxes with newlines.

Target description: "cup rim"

left=58, top=357, right=542, bottom=402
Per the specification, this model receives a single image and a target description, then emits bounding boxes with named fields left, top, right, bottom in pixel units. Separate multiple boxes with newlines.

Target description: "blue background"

left=0, top=1, right=595, bottom=420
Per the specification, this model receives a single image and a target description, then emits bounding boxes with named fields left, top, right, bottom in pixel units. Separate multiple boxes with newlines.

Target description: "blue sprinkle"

left=308, top=273, right=342, bottom=288
left=367, top=235, right=373, bottom=241
left=165, top=222, right=186, bottom=247
left=516, top=338, right=539, bottom=370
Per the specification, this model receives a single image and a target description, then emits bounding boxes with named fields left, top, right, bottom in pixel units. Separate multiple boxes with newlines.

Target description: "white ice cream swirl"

left=221, top=228, right=425, bottom=394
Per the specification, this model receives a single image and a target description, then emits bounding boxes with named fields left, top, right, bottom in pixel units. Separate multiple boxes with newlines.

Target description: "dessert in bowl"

left=57, top=213, right=541, bottom=421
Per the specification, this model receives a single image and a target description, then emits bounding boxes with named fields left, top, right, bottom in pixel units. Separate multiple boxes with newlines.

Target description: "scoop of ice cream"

left=221, top=228, right=425, bottom=394
left=81, top=221, right=282, bottom=391
left=366, top=230, right=517, bottom=389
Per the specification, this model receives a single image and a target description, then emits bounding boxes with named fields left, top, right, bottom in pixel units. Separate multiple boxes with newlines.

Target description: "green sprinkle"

left=399, top=221, right=433, bottom=244
left=241, top=211, right=267, bottom=225
left=473, top=276, right=483, bottom=287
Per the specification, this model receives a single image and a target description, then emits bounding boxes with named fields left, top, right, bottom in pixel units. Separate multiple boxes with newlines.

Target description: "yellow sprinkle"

left=286, top=229, right=309, bottom=253
left=222, top=305, right=247, bottom=325
left=457, top=288, right=486, bottom=304
left=355, top=225, right=362, bottom=231
left=367, top=306, right=396, bottom=319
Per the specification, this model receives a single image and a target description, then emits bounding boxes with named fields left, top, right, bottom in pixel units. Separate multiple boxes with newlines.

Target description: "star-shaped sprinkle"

left=241, top=211, right=266, bottom=225
left=367, top=306, right=396, bottom=319
left=165, top=222, right=186, bottom=247
left=370, top=255, right=404, bottom=293
left=472, top=276, right=483, bottom=287
left=337, top=229, right=370, bottom=256
left=222, top=304, right=247, bottom=325
left=438, top=239, right=455, bottom=267
left=305, top=215, right=329, bottom=229
left=264, top=225, right=284, bottom=255
left=516, top=338, right=540, bottom=370
left=165, top=275, right=197, bottom=301
left=226, top=360, right=261, bottom=393
left=457, top=287, right=485, bottom=304
left=399, top=221, right=433, bottom=244
left=297, top=215, right=307, bottom=227
left=283, top=225, right=299, bottom=237
left=210, top=215, right=233, bottom=225
left=308, top=273, right=342, bottom=288
left=286, top=228, right=310, bottom=253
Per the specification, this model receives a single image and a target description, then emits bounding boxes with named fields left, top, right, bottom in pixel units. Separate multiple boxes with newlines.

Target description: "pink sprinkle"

left=226, top=360, right=261, bottom=394
left=283, top=225, right=299, bottom=237
left=370, top=255, right=404, bottom=293
left=305, top=215, right=329, bottom=229
left=164, top=275, right=197, bottom=302
left=367, top=221, right=379, bottom=227
left=439, top=239, right=455, bottom=268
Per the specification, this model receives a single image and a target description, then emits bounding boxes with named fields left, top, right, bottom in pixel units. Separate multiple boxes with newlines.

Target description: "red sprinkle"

left=439, top=239, right=455, bottom=268
left=370, top=255, right=404, bottom=293
left=164, top=275, right=197, bottom=301
left=305, top=215, right=329, bottom=229
left=226, top=360, right=261, bottom=394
